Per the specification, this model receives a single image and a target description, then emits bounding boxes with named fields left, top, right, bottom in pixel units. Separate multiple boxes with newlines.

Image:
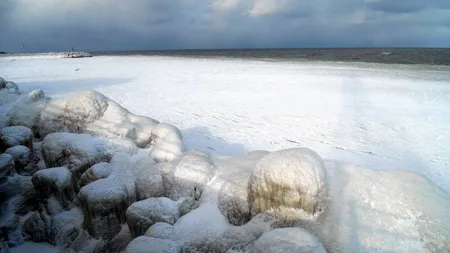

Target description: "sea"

left=90, top=48, right=450, bottom=66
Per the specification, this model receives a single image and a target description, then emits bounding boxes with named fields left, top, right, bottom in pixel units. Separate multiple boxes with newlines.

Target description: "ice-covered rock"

left=0, top=115, right=9, bottom=129
left=217, top=152, right=268, bottom=226
left=5, top=81, right=20, bottom=94
left=5, top=145, right=38, bottom=176
left=98, top=224, right=133, bottom=253
left=78, top=177, right=128, bottom=239
left=133, top=157, right=164, bottom=201
left=307, top=161, right=450, bottom=253
left=147, top=123, right=184, bottom=162
left=0, top=175, right=33, bottom=206
left=0, top=126, right=33, bottom=152
left=35, top=90, right=184, bottom=154
left=0, top=77, right=5, bottom=89
left=41, top=132, right=137, bottom=184
left=144, top=222, right=177, bottom=239
left=126, top=197, right=180, bottom=238
left=125, top=236, right=181, bottom=253
left=7, top=89, right=47, bottom=131
left=176, top=197, right=198, bottom=217
left=162, top=151, right=215, bottom=200
left=248, top=148, right=328, bottom=222
left=32, top=167, right=74, bottom=209
left=22, top=208, right=52, bottom=242
left=128, top=115, right=159, bottom=148
left=78, top=162, right=111, bottom=188
left=0, top=153, right=15, bottom=183
left=250, top=228, right=326, bottom=253
left=50, top=207, right=84, bottom=249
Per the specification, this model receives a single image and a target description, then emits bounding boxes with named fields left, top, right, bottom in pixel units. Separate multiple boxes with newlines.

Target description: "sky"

left=0, top=0, right=449, bottom=52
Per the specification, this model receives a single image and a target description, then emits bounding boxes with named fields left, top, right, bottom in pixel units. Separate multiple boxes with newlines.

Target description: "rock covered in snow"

left=41, top=132, right=137, bottom=183
left=249, top=148, right=328, bottom=221
left=78, top=177, right=128, bottom=239
left=0, top=153, right=15, bottom=183
left=126, top=197, right=180, bottom=238
left=78, top=162, right=111, bottom=188
left=35, top=89, right=184, bottom=156
left=5, top=81, right=20, bottom=94
left=0, top=174, right=34, bottom=206
left=217, top=152, right=269, bottom=226
left=147, top=123, right=184, bottom=162
left=162, top=151, right=215, bottom=200
left=126, top=236, right=182, bottom=253
left=7, top=89, right=47, bottom=130
left=0, top=126, right=33, bottom=152
left=5, top=145, right=38, bottom=176
left=98, top=224, right=134, bottom=253
left=132, top=156, right=164, bottom=201
left=250, top=228, right=326, bottom=253
left=0, top=77, right=6, bottom=88
left=32, top=167, right=74, bottom=209
left=22, top=208, right=52, bottom=242
left=50, top=207, right=98, bottom=250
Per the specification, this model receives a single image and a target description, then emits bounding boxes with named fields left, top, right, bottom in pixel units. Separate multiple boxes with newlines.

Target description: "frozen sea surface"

left=1, top=56, right=449, bottom=193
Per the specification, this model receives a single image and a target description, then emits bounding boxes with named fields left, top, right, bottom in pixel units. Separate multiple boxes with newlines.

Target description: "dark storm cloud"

left=0, top=0, right=449, bottom=53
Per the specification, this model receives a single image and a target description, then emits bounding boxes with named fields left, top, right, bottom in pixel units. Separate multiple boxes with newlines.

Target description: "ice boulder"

left=307, top=161, right=450, bottom=253
left=0, top=153, right=15, bottom=183
left=78, top=162, right=111, bottom=188
left=78, top=177, right=128, bottom=239
left=250, top=228, right=326, bottom=253
left=162, top=151, right=215, bottom=200
left=32, top=167, right=74, bottom=209
left=248, top=148, right=328, bottom=222
left=125, top=236, right=181, bottom=253
left=0, top=126, right=33, bottom=152
left=5, top=145, right=38, bottom=176
left=41, top=132, right=137, bottom=184
left=126, top=197, right=180, bottom=237
left=7, top=89, right=47, bottom=130
left=147, top=123, right=184, bottom=162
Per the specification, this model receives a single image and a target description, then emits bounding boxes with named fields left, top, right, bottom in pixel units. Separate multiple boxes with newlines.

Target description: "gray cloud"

left=0, top=0, right=449, bottom=52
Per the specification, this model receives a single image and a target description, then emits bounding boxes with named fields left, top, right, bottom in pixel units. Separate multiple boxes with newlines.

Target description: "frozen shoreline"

left=1, top=55, right=449, bottom=193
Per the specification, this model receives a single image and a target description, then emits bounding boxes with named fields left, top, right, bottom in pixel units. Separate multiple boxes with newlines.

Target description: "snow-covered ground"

left=1, top=56, right=449, bottom=193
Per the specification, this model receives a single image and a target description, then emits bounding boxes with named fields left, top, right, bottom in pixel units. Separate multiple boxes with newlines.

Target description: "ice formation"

left=249, top=148, right=328, bottom=221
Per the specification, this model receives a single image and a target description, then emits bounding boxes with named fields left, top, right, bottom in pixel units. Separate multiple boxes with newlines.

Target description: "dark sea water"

left=91, top=48, right=450, bottom=66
